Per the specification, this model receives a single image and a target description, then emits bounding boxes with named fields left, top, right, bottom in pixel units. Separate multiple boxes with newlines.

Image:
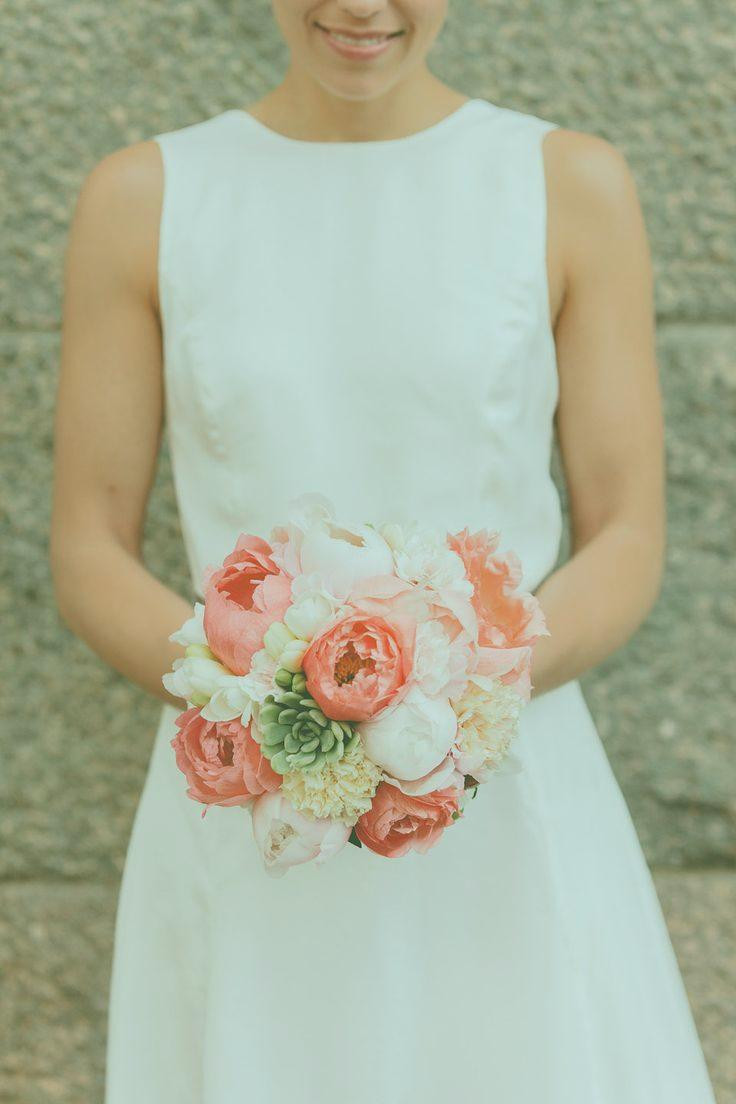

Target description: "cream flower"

left=162, top=646, right=233, bottom=706
left=380, top=520, right=472, bottom=595
left=168, top=602, right=207, bottom=648
left=162, top=648, right=260, bottom=726
left=284, top=571, right=346, bottom=640
left=280, top=737, right=383, bottom=824
left=412, top=619, right=473, bottom=699
left=450, top=677, right=524, bottom=782
left=379, top=519, right=476, bottom=638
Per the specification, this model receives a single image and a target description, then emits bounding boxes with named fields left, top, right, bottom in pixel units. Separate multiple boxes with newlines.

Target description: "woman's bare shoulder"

left=541, top=126, right=650, bottom=323
left=68, top=139, right=164, bottom=312
left=544, top=125, right=642, bottom=211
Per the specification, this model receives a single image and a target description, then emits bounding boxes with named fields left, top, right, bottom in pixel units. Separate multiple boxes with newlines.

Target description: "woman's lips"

left=315, top=24, right=403, bottom=61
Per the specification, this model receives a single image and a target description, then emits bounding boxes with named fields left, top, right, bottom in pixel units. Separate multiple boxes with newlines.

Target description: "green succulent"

left=257, top=667, right=358, bottom=774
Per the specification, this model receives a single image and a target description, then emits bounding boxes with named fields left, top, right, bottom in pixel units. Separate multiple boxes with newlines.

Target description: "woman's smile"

left=314, top=20, right=405, bottom=60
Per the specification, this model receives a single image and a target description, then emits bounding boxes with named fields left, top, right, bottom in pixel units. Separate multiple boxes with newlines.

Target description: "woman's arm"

left=50, top=141, right=189, bottom=708
left=530, top=129, right=665, bottom=697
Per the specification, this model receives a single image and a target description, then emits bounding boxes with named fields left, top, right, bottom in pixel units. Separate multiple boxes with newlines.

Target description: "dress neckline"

left=225, top=97, right=489, bottom=151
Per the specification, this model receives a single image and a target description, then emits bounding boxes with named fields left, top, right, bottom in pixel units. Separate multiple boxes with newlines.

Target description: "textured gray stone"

left=0, top=884, right=114, bottom=1104
left=653, top=869, right=736, bottom=1103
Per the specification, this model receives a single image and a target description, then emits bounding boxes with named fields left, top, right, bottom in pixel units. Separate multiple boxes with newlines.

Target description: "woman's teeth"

left=329, top=32, right=390, bottom=45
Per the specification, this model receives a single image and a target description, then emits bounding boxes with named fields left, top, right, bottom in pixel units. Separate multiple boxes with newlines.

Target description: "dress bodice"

left=152, top=98, right=562, bottom=598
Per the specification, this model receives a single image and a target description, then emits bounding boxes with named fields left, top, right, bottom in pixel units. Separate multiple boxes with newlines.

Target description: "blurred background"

left=1, top=0, right=734, bottom=1100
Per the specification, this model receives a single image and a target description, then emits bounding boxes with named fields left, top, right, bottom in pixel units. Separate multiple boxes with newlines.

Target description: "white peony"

left=357, top=684, right=458, bottom=782
left=382, top=752, right=465, bottom=796
left=286, top=491, right=336, bottom=533
left=250, top=790, right=351, bottom=877
left=268, top=492, right=336, bottom=577
left=299, top=518, right=394, bottom=602
left=380, top=520, right=469, bottom=592
left=450, top=676, right=524, bottom=782
left=269, top=493, right=394, bottom=600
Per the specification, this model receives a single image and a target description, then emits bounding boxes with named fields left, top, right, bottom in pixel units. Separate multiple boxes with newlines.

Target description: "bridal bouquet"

left=162, top=493, right=549, bottom=876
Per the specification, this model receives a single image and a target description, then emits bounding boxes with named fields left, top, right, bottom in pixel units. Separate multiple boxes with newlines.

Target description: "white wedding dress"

left=103, top=98, right=717, bottom=1102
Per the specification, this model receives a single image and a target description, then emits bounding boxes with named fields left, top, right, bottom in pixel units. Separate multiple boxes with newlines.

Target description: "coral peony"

left=301, top=611, right=415, bottom=722
left=447, top=527, right=547, bottom=646
left=203, top=534, right=293, bottom=675
left=171, top=707, right=280, bottom=815
left=447, top=527, right=549, bottom=697
left=355, top=781, right=461, bottom=858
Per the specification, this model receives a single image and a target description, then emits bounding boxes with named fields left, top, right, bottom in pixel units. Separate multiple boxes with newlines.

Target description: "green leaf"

left=348, top=827, right=362, bottom=848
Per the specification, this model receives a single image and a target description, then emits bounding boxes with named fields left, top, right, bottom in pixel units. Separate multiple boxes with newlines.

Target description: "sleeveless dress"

left=103, top=98, right=717, bottom=1103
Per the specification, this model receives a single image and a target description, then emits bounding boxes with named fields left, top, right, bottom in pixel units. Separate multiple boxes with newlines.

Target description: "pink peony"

left=250, top=791, right=351, bottom=876
left=171, top=706, right=280, bottom=816
left=203, top=534, right=293, bottom=675
left=355, top=782, right=461, bottom=858
left=301, top=611, right=415, bottom=722
left=471, top=645, right=535, bottom=702
left=347, top=573, right=428, bottom=621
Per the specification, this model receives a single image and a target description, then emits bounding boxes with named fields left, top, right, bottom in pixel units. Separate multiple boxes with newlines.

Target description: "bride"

left=50, top=1, right=717, bottom=1101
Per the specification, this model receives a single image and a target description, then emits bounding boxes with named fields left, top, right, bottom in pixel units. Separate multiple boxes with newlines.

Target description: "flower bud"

left=280, top=637, right=309, bottom=672
left=263, top=620, right=296, bottom=659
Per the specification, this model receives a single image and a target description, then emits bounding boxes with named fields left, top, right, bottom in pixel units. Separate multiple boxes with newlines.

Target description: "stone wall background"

left=1, top=0, right=734, bottom=1099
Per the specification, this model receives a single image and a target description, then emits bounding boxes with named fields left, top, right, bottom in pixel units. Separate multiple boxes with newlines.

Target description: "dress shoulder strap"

left=473, top=102, right=561, bottom=338
left=518, top=110, right=561, bottom=336
left=150, top=113, right=241, bottom=315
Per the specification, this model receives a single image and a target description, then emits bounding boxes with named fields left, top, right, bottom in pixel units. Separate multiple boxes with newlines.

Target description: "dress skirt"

left=104, top=677, right=716, bottom=1103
